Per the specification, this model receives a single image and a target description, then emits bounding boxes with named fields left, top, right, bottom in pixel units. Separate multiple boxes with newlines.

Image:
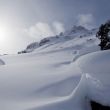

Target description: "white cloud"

left=77, top=14, right=94, bottom=29
left=53, top=21, right=65, bottom=34
left=24, top=22, right=65, bottom=41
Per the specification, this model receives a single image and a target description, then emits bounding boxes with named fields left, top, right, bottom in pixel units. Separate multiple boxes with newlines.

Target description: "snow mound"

left=28, top=74, right=90, bottom=110
left=31, top=50, right=110, bottom=110
left=77, top=50, right=110, bottom=74
left=77, top=50, right=110, bottom=105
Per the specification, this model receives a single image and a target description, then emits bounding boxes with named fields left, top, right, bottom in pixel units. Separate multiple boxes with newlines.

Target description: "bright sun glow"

left=0, top=26, right=8, bottom=41
left=0, top=25, right=8, bottom=43
left=0, top=23, right=12, bottom=43
left=0, top=24, right=12, bottom=53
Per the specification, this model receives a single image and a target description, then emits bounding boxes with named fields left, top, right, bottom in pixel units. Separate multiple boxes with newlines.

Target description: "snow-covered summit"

left=18, top=25, right=97, bottom=54
left=64, top=25, right=89, bottom=35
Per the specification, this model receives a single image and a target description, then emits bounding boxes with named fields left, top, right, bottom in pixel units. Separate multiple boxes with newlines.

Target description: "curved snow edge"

left=0, top=59, right=5, bottom=65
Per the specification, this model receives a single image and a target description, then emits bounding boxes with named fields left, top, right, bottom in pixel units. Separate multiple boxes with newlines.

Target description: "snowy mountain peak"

left=63, top=25, right=90, bottom=37
left=71, top=25, right=89, bottom=32
left=18, top=25, right=97, bottom=54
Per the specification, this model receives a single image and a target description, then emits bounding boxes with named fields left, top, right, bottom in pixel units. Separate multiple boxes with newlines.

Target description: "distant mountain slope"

left=18, top=26, right=98, bottom=54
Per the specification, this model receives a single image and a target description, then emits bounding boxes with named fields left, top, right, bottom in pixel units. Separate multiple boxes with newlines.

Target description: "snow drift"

left=30, top=50, right=110, bottom=110
left=77, top=50, right=110, bottom=106
left=0, top=25, right=110, bottom=110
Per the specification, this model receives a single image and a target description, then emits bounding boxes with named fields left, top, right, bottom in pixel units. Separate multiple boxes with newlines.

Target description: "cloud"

left=24, top=22, right=65, bottom=41
left=77, top=14, right=94, bottom=29
left=53, top=21, right=65, bottom=34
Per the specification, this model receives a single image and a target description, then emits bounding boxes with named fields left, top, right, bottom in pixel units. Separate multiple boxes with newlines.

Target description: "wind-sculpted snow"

left=29, top=50, right=110, bottom=110
left=77, top=50, right=110, bottom=74
left=29, top=74, right=89, bottom=110
left=77, top=50, right=110, bottom=106
left=0, top=25, right=109, bottom=110
left=0, top=48, right=82, bottom=110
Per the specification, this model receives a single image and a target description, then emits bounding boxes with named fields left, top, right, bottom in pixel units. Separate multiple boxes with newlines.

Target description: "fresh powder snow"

left=0, top=26, right=109, bottom=110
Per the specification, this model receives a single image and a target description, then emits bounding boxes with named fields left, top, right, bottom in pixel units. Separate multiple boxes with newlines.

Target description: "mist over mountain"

left=18, top=25, right=97, bottom=54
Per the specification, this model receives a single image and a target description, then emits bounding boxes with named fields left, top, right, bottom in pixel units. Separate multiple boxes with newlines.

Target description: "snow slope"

left=0, top=47, right=82, bottom=110
left=0, top=25, right=109, bottom=110
left=77, top=50, right=110, bottom=106
left=18, top=26, right=97, bottom=54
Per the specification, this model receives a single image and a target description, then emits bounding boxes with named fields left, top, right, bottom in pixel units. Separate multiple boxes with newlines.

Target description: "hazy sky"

left=0, top=0, right=110, bottom=54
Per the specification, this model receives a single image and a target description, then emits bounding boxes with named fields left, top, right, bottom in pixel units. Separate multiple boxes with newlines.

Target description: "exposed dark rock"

left=91, top=101, right=110, bottom=110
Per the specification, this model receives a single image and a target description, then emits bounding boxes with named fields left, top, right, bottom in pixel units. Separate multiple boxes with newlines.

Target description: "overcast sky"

left=0, top=0, right=110, bottom=54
